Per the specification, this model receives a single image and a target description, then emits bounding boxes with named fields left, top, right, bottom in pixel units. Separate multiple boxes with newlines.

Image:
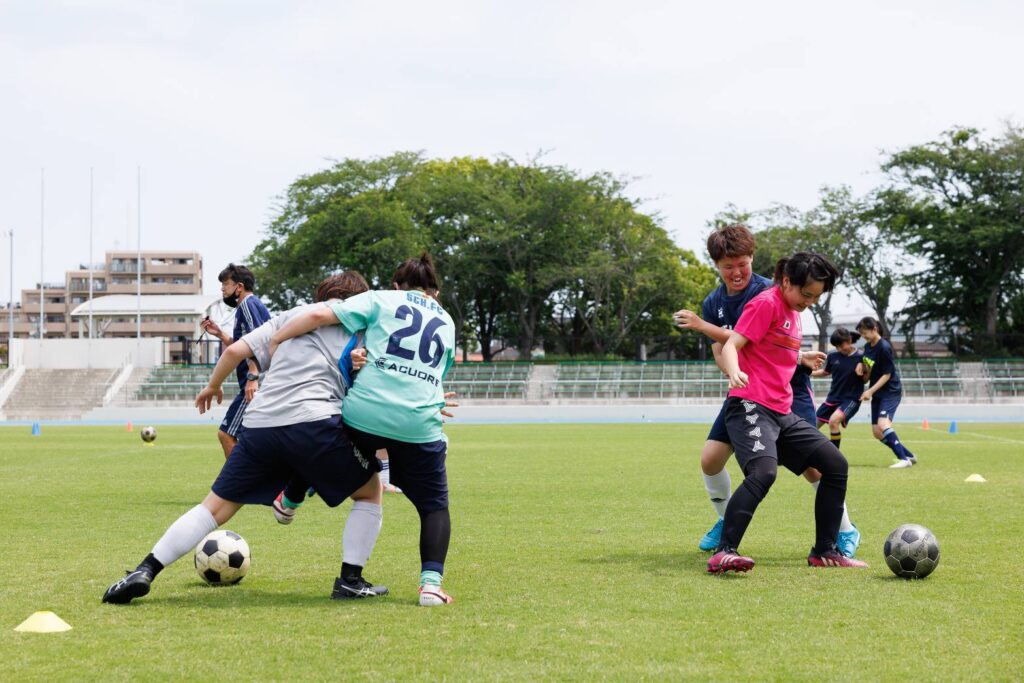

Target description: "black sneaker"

left=102, top=569, right=154, bottom=604
left=331, top=575, right=388, bottom=599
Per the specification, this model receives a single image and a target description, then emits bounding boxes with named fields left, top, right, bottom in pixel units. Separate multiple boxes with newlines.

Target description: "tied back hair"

left=392, top=252, right=440, bottom=295
left=773, top=252, right=840, bottom=292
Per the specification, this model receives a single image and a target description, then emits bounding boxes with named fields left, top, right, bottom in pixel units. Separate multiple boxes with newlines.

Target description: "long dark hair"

left=392, top=252, right=440, bottom=294
left=773, top=252, right=840, bottom=292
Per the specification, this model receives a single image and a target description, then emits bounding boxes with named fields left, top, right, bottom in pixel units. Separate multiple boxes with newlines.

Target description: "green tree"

left=878, top=125, right=1024, bottom=352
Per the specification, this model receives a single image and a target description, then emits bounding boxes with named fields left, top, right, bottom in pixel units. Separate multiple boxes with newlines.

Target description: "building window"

left=172, top=277, right=194, bottom=285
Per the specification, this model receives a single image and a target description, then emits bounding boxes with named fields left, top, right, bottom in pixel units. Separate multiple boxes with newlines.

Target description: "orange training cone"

left=126, top=421, right=133, bottom=432
left=921, top=419, right=930, bottom=430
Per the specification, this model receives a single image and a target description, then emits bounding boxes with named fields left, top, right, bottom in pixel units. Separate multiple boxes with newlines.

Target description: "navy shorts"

left=220, top=392, right=247, bottom=438
left=723, top=397, right=832, bottom=476
left=344, top=424, right=449, bottom=513
left=816, top=399, right=861, bottom=427
left=870, top=392, right=901, bottom=424
left=212, top=415, right=375, bottom=507
left=706, top=399, right=730, bottom=444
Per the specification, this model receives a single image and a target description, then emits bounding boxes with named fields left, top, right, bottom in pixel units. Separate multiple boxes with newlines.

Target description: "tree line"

left=250, top=125, right=1024, bottom=360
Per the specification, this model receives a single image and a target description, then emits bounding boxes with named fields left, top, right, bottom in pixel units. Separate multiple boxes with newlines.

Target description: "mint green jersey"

left=329, top=290, right=456, bottom=443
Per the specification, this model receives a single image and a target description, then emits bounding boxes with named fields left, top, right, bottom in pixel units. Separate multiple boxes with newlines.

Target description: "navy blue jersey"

left=862, top=338, right=901, bottom=395
left=700, top=274, right=773, bottom=344
left=233, top=295, right=272, bottom=388
left=823, top=350, right=865, bottom=403
left=789, top=363, right=816, bottom=423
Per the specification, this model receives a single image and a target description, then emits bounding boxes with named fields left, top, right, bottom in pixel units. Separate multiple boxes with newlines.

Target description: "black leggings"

left=721, top=442, right=848, bottom=555
left=419, top=507, right=451, bottom=573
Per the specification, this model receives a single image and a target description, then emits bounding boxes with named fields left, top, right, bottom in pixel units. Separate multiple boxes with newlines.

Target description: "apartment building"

left=1, top=250, right=204, bottom=340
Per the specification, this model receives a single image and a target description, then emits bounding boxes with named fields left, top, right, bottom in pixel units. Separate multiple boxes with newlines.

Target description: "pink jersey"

left=729, top=286, right=802, bottom=414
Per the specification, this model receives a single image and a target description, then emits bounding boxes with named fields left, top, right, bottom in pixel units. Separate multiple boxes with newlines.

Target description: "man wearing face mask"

left=200, top=263, right=272, bottom=458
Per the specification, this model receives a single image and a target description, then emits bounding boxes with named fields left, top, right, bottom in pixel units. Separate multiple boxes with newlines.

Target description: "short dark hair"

left=855, top=316, right=880, bottom=333
left=707, top=224, right=756, bottom=262
left=218, top=263, right=255, bottom=292
left=830, top=326, right=861, bottom=347
left=773, top=252, right=840, bottom=292
left=392, top=252, right=440, bottom=294
left=315, top=271, right=369, bottom=302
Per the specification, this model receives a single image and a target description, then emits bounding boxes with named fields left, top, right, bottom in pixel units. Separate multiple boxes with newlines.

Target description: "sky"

left=2, top=0, right=1022, bottom=317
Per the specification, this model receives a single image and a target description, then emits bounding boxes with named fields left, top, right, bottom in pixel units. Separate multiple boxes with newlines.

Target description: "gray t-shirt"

left=240, top=302, right=358, bottom=429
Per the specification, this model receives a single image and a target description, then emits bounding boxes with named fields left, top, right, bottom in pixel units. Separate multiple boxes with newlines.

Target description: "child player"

left=856, top=317, right=919, bottom=469
left=674, top=225, right=860, bottom=557
left=710, top=252, right=868, bottom=573
left=814, top=327, right=866, bottom=451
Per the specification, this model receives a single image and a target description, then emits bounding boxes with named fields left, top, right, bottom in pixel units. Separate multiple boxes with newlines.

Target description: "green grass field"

left=2, top=422, right=1023, bottom=681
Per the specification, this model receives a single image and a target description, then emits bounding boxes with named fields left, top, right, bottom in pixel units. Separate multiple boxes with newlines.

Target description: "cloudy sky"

left=2, top=0, right=1021, bottom=315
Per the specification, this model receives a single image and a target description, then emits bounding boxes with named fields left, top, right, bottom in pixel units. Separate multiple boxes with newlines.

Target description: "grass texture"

left=1, top=422, right=1022, bottom=681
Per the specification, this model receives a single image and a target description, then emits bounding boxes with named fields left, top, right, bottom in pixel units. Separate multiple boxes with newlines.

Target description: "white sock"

left=379, top=460, right=390, bottom=487
left=703, top=469, right=731, bottom=518
left=151, top=504, right=218, bottom=567
left=342, top=501, right=383, bottom=567
left=809, top=480, right=855, bottom=533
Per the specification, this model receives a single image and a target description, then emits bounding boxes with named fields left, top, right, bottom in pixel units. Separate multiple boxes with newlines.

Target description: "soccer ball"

left=140, top=426, right=157, bottom=443
left=194, top=530, right=251, bottom=585
left=884, top=523, right=940, bottom=579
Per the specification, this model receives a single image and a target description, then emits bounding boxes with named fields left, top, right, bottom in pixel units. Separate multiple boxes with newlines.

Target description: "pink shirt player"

left=729, top=286, right=803, bottom=414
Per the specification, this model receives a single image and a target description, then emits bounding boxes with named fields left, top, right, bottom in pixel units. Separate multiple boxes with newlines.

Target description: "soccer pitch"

left=2, top=422, right=1022, bottom=680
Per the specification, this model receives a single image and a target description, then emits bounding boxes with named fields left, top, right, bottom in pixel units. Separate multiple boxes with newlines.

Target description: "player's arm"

left=861, top=372, right=891, bottom=402
left=710, top=342, right=729, bottom=374
left=720, top=331, right=750, bottom=389
left=268, top=306, right=338, bottom=357
left=196, top=339, right=254, bottom=414
left=800, top=350, right=826, bottom=370
left=674, top=309, right=732, bottom=344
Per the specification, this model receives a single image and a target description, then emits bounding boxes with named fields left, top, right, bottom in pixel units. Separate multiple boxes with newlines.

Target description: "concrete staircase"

left=2, top=368, right=120, bottom=420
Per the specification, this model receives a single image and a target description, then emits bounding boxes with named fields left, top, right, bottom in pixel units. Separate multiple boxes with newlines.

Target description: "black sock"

left=341, top=562, right=363, bottom=582
left=137, top=553, right=164, bottom=577
left=418, top=507, right=451, bottom=570
left=283, top=478, right=309, bottom=506
left=830, top=432, right=842, bottom=450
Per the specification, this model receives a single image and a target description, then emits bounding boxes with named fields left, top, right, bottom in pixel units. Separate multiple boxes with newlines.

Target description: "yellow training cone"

left=965, top=474, right=987, bottom=483
left=14, top=611, right=72, bottom=633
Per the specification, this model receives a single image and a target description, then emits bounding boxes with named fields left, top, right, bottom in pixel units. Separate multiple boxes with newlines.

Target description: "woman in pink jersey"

left=707, top=252, right=869, bottom=573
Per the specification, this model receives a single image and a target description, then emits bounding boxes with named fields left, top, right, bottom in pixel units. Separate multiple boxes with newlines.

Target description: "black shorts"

left=870, top=392, right=901, bottom=424
left=723, top=397, right=832, bottom=476
left=219, top=392, right=247, bottom=438
left=344, top=424, right=449, bottom=513
left=816, top=399, right=860, bottom=427
left=212, top=415, right=375, bottom=507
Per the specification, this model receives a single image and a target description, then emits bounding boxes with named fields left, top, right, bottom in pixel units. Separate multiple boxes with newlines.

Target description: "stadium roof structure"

left=69, top=294, right=222, bottom=317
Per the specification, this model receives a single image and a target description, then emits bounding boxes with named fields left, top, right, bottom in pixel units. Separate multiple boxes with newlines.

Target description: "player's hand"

left=800, top=351, right=826, bottom=370
left=244, top=379, right=258, bottom=403
left=200, top=319, right=222, bottom=337
left=855, top=363, right=865, bottom=376
left=441, top=391, right=459, bottom=420
left=195, top=386, right=224, bottom=414
left=860, top=390, right=872, bottom=403
left=727, top=370, right=749, bottom=389
left=673, top=309, right=703, bottom=331
left=351, top=347, right=368, bottom=372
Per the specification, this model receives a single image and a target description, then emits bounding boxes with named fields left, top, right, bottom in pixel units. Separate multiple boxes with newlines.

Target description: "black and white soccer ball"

left=194, top=530, right=251, bottom=585
left=140, top=426, right=157, bottom=443
left=884, top=523, right=940, bottom=579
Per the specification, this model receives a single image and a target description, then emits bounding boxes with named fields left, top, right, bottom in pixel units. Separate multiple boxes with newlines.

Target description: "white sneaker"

left=418, top=584, right=454, bottom=606
left=272, top=491, right=297, bottom=524
left=889, top=459, right=914, bottom=469
left=383, top=483, right=403, bottom=494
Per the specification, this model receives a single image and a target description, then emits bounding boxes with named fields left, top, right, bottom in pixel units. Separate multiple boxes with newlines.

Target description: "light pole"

left=5, top=229, right=12, bottom=363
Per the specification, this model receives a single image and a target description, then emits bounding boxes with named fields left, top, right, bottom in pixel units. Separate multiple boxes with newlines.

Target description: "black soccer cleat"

left=331, top=575, right=388, bottom=599
left=102, top=569, right=154, bottom=604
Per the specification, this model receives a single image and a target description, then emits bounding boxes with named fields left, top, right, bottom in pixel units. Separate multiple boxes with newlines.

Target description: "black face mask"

left=223, top=293, right=240, bottom=308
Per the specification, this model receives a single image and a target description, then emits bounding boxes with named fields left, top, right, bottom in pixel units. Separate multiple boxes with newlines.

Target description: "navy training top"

left=823, top=350, right=865, bottom=403
left=862, top=337, right=901, bottom=395
left=232, top=295, right=272, bottom=388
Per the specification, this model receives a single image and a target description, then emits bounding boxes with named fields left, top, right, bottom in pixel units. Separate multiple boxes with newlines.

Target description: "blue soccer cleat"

left=699, top=518, right=724, bottom=552
left=837, top=524, right=861, bottom=558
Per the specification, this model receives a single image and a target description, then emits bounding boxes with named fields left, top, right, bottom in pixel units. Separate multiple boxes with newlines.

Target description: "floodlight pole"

left=136, top=166, right=142, bottom=340
left=88, top=167, right=94, bottom=340
left=6, top=229, right=12, bottom=361
left=38, top=169, right=45, bottom=340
